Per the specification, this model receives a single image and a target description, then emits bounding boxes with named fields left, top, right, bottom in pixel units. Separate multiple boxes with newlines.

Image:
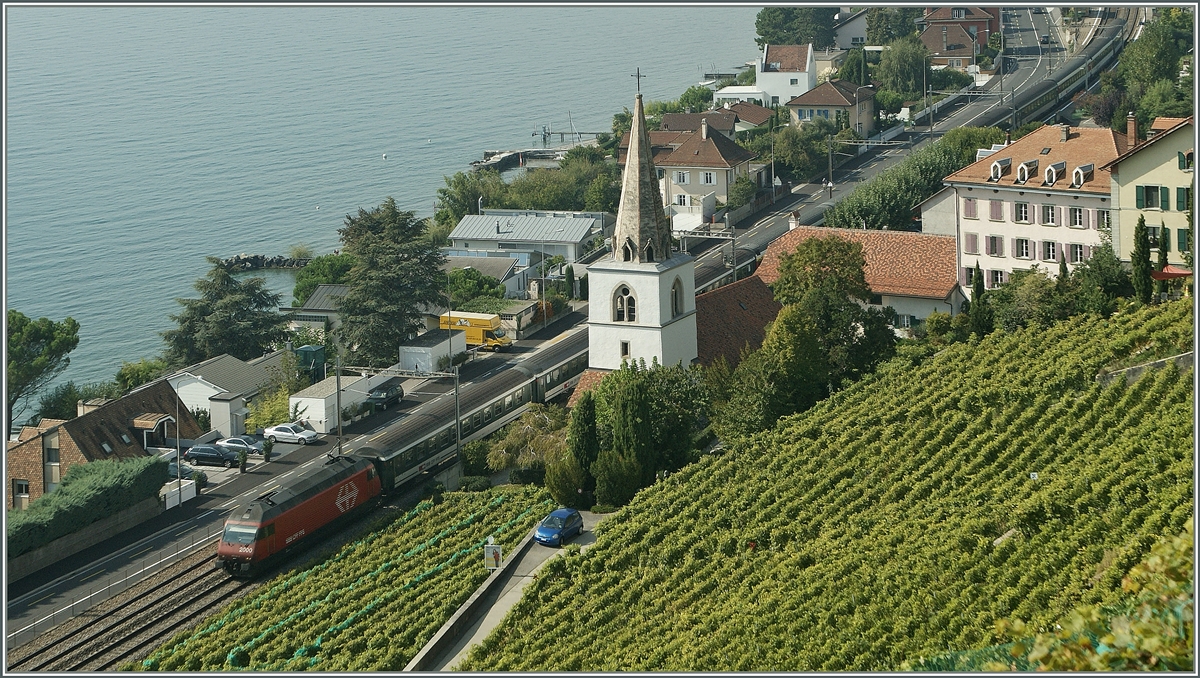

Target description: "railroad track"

left=7, top=563, right=252, bottom=672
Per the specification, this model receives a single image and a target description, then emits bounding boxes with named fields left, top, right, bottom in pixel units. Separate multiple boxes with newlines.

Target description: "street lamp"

left=923, top=52, right=939, bottom=138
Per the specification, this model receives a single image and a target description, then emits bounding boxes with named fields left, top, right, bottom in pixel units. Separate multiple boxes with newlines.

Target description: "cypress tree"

left=564, top=265, right=575, bottom=300
left=610, top=378, right=655, bottom=487
left=969, top=262, right=993, bottom=337
left=1131, top=213, right=1153, bottom=304
left=1154, top=220, right=1170, bottom=301
left=1058, top=251, right=1069, bottom=283
left=566, top=390, right=599, bottom=495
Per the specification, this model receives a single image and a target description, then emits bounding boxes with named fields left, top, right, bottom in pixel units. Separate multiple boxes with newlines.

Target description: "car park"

left=216, top=435, right=265, bottom=455
left=264, top=422, right=318, bottom=445
left=183, top=445, right=239, bottom=468
left=534, top=507, right=584, bottom=547
left=367, top=382, right=404, bottom=411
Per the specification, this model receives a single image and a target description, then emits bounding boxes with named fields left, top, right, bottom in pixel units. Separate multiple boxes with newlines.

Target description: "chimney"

left=1005, top=130, right=1011, bottom=146
left=942, top=26, right=948, bottom=52
left=1060, top=124, right=1070, bottom=142
left=1127, top=112, right=1138, bottom=148
left=701, top=118, right=708, bottom=140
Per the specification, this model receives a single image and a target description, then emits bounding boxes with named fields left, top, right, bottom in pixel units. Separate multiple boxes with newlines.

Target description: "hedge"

left=6, top=455, right=168, bottom=558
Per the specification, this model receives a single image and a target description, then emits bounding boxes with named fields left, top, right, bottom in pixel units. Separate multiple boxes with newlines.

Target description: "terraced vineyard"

left=459, top=301, right=1194, bottom=671
left=137, top=486, right=551, bottom=671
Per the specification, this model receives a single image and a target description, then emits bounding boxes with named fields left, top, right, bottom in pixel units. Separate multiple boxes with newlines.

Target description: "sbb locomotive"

left=217, top=455, right=382, bottom=576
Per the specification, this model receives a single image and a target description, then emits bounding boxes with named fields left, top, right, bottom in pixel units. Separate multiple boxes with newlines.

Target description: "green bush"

left=6, top=455, right=169, bottom=557
left=460, top=439, right=492, bottom=477
left=458, top=475, right=492, bottom=492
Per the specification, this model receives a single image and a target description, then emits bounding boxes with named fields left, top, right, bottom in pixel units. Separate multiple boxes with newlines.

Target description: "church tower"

left=586, top=93, right=697, bottom=370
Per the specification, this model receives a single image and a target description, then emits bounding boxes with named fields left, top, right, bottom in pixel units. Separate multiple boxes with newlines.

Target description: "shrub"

left=460, top=439, right=492, bottom=477
left=458, top=476, right=492, bottom=492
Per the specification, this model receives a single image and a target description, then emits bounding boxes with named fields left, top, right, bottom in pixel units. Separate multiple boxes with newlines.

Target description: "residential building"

left=1100, top=115, right=1194, bottom=267
left=6, top=379, right=203, bottom=509
left=919, top=7, right=999, bottom=43
left=443, top=255, right=524, bottom=299
left=941, top=123, right=1129, bottom=293
left=833, top=8, right=869, bottom=49
left=721, top=101, right=775, bottom=133
left=280, top=284, right=347, bottom=333
left=694, top=274, right=782, bottom=367
left=812, top=47, right=850, bottom=84
left=919, top=23, right=978, bottom=71
left=448, top=211, right=601, bottom=266
left=715, top=43, right=815, bottom=108
left=166, top=351, right=286, bottom=437
left=786, top=79, right=876, bottom=136
left=757, top=226, right=966, bottom=333
left=588, top=93, right=698, bottom=372
left=660, top=111, right=737, bottom=139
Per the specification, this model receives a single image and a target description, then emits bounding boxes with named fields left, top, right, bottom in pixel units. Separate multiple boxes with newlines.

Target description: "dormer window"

left=1072, top=164, right=1094, bottom=187
left=989, top=157, right=1011, bottom=181
left=622, top=239, right=634, bottom=262
left=644, top=242, right=655, bottom=263
left=1016, top=160, right=1039, bottom=185
left=952, top=8, right=965, bottom=19
left=1044, top=161, right=1066, bottom=185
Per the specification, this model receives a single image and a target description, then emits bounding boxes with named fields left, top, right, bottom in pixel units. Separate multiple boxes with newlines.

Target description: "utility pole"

left=827, top=134, right=833, bottom=190
left=335, top=338, right=343, bottom=456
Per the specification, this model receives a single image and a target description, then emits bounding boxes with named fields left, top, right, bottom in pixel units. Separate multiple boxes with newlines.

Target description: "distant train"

left=216, top=332, right=589, bottom=576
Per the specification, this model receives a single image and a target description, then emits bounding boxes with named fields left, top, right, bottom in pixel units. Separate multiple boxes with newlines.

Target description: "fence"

left=5, top=520, right=224, bottom=651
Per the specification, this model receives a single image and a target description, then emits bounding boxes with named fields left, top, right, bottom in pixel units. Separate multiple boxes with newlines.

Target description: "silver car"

left=263, top=423, right=318, bottom=445
left=216, top=436, right=265, bottom=455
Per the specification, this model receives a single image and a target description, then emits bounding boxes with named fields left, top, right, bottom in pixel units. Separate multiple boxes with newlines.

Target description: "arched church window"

left=614, top=286, right=636, bottom=322
left=622, top=239, right=634, bottom=262
left=671, top=278, right=683, bottom=317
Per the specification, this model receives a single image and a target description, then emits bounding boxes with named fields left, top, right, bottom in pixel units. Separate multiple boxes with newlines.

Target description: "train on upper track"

left=216, top=332, right=589, bottom=576
left=973, top=8, right=1131, bottom=130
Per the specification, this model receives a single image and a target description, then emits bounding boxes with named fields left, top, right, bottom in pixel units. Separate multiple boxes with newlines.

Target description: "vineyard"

left=136, top=486, right=552, bottom=671
left=458, top=300, right=1194, bottom=671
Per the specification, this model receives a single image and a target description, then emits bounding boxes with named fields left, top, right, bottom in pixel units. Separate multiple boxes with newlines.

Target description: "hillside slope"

left=459, top=301, right=1193, bottom=671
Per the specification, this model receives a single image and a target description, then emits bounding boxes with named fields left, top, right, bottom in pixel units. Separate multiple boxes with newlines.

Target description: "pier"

left=470, top=138, right=599, bottom=173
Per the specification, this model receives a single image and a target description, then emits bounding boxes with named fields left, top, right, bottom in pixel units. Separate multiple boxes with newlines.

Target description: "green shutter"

left=1136, top=185, right=1145, bottom=208
left=1180, top=151, right=1187, bottom=169
left=1178, top=187, right=1187, bottom=211
left=1178, top=227, right=1189, bottom=252
left=1161, top=186, right=1171, bottom=211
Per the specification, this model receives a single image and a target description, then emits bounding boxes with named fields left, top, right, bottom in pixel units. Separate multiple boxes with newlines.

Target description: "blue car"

left=534, top=508, right=584, bottom=547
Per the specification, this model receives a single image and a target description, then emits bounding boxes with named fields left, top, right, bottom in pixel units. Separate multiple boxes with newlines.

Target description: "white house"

left=715, top=43, right=815, bottom=108
left=833, top=8, right=869, bottom=49
left=940, top=123, right=1128, bottom=294
left=447, top=211, right=604, bottom=268
left=289, top=372, right=394, bottom=435
left=398, top=330, right=466, bottom=374
left=166, top=351, right=285, bottom=437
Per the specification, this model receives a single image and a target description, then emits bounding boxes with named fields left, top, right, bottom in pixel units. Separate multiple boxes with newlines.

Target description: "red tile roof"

left=764, top=44, right=810, bottom=72
left=661, top=112, right=737, bottom=134
left=694, top=274, right=782, bottom=368
left=920, top=23, right=977, bottom=59
left=944, top=124, right=1128, bottom=195
left=566, top=368, right=609, bottom=408
left=655, top=127, right=757, bottom=169
left=787, top=79, right=875, bottom=107
left=923, top=7, right=996, bottom=22
left=617, top=129, right=686, bottom=166
left=758, top=227, right=960, bottom=300
left=724, top=101, right=774, bottom=126
left=1150, top=117, right=1190, bottom=134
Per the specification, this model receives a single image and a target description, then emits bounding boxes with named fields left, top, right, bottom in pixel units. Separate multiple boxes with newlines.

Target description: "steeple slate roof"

left=613, top=94, right=671, bottom=264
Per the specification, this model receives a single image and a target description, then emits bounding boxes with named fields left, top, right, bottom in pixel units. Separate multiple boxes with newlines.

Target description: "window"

left=895, top=313, right=913, bottom=328
left=1098, top=210, right=1111, bottom=228
left=674, top=171, right=689, bottom=185
left=949, top=59, right=963, bottom=68
left=1069, top=243, right=1084, bottom=264
left=986, top=235, right=1004, bottom=257
left=13, top=480, right=29, bottom=497
left=989, top=269, right=1006, bottom=288
left=963, top=197, right=977, bottom=218
left=1178, top=187, right=1192, bottom=211
left=989, top=200, right=1003, bottom=220
left=614, top=286, right=636, bottom=322
left=671, top=279, right=684, bottom=317
left=1069, top=206, right=1083, bottom=227
left=817, top=109, right=829, bottom=119
left=702, top=172, right=716, bottom=185
left=1014, top=202, right=1029, bottom=222
left=1148, top=226, right=1162, bottom=248
left=1179, top=228, right=1190, bottom=252
left=656, top=168, right=664, bottom=179
left=1041, top=241, right=1057, bottom=261
left=620, top=341, right=630, bottom=358
left=1041, top=204, right=1057, bottom=225
left=952, top=8, right=965, bottom=19
left=1015, top=238, right=1030, bottom=259
left=964, top=232, right=978, bottom=254
left=851, top=36, right=865, bottom=45
left=675, top=194, right=687, bottom=206
left=790, top=78, right=798, bottom=85
left=1136, top=185, right=1169, bottom=210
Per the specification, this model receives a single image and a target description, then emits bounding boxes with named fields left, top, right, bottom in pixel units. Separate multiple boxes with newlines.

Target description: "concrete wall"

left=7, top=496, right=163, bottom=582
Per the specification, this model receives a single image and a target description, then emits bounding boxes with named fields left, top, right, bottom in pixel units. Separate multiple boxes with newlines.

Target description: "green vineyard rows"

left=137, top=486, right=552, bottom=671
left=458, top=301, right=1194, bottom=671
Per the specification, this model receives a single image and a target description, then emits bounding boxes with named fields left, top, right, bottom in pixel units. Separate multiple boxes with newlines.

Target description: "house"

left=940, top=123, right=1129, bottom=293
left=715, top=43, right=815, bottom=108
left=443, top=255, right=524, bottom=299
left=786, top=79, right=876, bottom=136
left=919, top=7, right=999, bottom=43
left=447, top=211, right=603, bottom=268
left=812, top=47, right=850, bottom=84
left=660, top=111, right=738, bottom=139
left=833, top=8, right=869, bottom=49
left=721, top=101, right=775, bottom=132
left=280, top=284, right=347, bottom=333
left=919, top=23, right=978, bottom=72
left=618, top=119, right=757, bottom=229
left=1100, top=115, right=1194, bottom=268
left=6, top=379, right=203, bottom=509
left=166, top=351, right=286, bottom=437
left=694, top=274, right=782, bottom=367
left=757, top=226, right=966, bottom=333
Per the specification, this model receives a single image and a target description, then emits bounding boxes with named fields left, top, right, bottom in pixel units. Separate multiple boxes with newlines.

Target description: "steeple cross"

left=631, top=67, right=645, bottom=92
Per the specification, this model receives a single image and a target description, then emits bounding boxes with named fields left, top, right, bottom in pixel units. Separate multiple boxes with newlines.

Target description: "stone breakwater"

left=218, top=253, right=313, bottom=272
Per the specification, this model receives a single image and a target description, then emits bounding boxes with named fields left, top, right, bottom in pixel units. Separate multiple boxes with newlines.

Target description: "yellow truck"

left=439, top=312, right=512, bottom=351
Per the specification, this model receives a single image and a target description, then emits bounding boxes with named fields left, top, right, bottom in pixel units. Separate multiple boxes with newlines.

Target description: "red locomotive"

left=217, top=455, right=382, bottom=576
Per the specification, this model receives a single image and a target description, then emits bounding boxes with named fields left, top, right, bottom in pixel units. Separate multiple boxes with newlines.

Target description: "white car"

left=263, top=423, right=318, bottom=445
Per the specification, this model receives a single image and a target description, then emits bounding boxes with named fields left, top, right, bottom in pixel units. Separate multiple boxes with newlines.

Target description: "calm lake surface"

left=5, top=5, right=760, bottom=403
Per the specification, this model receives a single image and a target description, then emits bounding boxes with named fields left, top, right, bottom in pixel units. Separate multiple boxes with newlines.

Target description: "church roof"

left=695, top=274, right=782, bottom=368
left=566, top=368, right=610, bottom=408
left=612, top=94, right=672, bottom=264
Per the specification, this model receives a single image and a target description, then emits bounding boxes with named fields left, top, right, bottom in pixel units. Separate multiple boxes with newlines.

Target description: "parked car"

left=183, top=445, right=239, bottom=468
left=367, top=383, right=404, bottom=411
left=166, top=461, right=195, bottom=480
left=534, top=507, right=584, bottom=547
left=216, top=436, right=265, bottom=455
left=264, top=422, right=318, bottom=445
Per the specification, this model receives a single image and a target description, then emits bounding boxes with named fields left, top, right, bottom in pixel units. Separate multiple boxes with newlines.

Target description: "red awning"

left=1151, top=264, right=1193, bottom=280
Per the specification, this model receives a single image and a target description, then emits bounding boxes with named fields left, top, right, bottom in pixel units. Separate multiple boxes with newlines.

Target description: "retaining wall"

left=1096, top=352, right=1193, bottom=387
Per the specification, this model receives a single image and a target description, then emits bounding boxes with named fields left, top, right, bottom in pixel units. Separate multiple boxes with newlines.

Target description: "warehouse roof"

left=450, top=214, right=595, bottom=244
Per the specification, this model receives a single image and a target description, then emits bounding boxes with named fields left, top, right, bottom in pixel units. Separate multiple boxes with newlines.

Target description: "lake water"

left=5, top=4, right=760, bottom=408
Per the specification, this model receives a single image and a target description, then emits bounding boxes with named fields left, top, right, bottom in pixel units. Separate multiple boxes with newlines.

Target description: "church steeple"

left=614, top=94, right=671, bottom=264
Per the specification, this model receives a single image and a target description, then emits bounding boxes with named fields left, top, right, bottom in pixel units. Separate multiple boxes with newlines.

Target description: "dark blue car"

left=534, top=508, right=584, bottom=547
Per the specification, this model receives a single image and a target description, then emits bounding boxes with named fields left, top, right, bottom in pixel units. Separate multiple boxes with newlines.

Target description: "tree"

left=162, top=258, right=288, bottom=368
left=754, top=7, right=837, bottom=49
left=292, top=252, right=356, bottom=307
left=987, top=265, right=1060, bottom=332
left=1185, top=190, right=1193, bottom=272
left=679, top=85, right=714, bottom=113
left=772, top=235, right=871, bottom=306
left=1154, top=221, right=1170, bottom=301
left=865, top=7, right=923, bottom=45
left=486, top=404, right=568, bottom=482
left=337, top=198, right=447, bottom=367
left=564, top=265, right=575, bottom=300
left=544, top=446, right=589, bottom=509
left=115, top=358, right=169, bottom=392
left=1118, top=19, right=1182, bottom=99
left=447, top=267, right=504, bottom=310
left=727, top=175, right=759, bottom=209
left=1073, top=238, right=1132, bottom=317
left=433, top=170, right=507, bottom=233
left=7, top=310, right=81, bottom=427
left=838, top=48, right=869, bottom=86
left=566, top=390, right=599, bottom=490
left=35, top=380, right=124, bottom=423
left=875, top=35, right=927, bottom=97
left=245, top=384, right=306, bottom=432
left=584, top=169, right=621, bottom=214
left=969, top=262, right=994, bottom=337
left=1131, top=214, right=1153, bottom=304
